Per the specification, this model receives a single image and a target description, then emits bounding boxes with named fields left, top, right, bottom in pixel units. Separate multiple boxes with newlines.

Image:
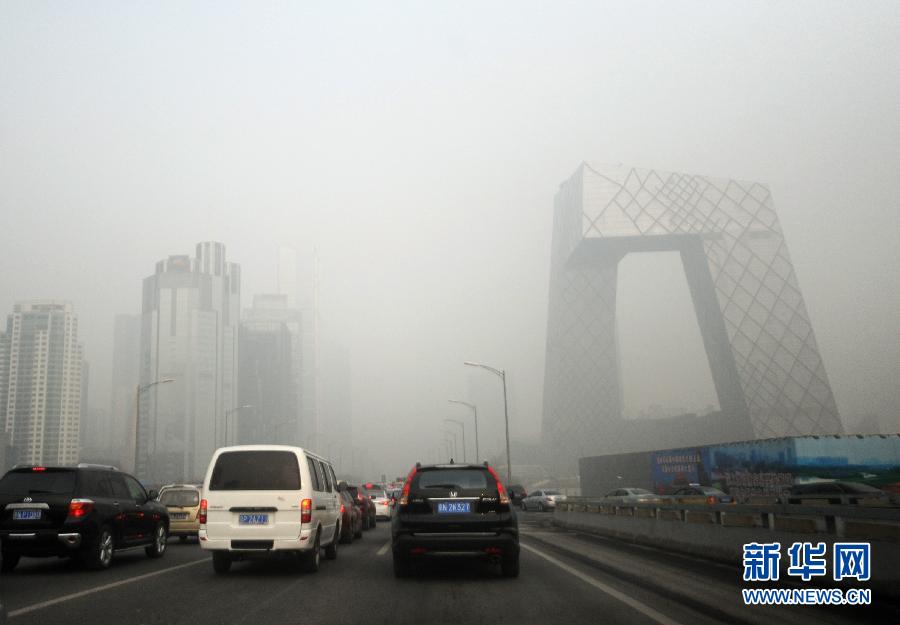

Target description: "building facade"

left=137, top=242, right=240, bottom=484
left=0, top=301, right=83, bottom=466
left=542, top=164, right=842, bottom=471
left=238, top=294, right=303, bottom=446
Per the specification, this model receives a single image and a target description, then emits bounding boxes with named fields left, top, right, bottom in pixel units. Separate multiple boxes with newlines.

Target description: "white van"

left=199, top=445, right=342, bottom=574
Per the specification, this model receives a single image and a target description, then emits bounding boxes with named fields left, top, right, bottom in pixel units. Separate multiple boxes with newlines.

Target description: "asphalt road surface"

left=1, top=512, right=896, bottom=625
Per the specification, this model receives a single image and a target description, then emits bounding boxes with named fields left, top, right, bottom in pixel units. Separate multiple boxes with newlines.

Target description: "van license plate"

left=170, top=512, right=188, bottom=520
left=238, top=514, right=268, bottom=525
left=436, top=502, right=471, bottom=514
left=13, top=509, right=41, bottom=520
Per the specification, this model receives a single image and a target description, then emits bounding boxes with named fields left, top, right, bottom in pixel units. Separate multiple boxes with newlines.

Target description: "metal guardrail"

left=555, top=497, right=900, bottom=541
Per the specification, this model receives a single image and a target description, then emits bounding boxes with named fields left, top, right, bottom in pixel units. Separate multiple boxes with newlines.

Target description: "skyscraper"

left=238, top=294, right=303, bottom=446
left=0, top=301, right=83, bottom=466
left=109, top=313, right=141, bottom=469
left=137, top=242, right=240, bottom=484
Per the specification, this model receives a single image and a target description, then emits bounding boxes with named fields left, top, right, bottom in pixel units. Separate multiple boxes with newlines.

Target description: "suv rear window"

left=160, top=489, right=200, bottom=506
left=209, top=451, right=301, bottom=490
left=415, top=469, right=490, bottom=490
left=0, top=469, right=77, bottom=496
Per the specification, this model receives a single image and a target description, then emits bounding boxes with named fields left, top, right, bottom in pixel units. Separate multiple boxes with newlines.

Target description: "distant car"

left=346, top=485, right=376, bottom=529
left=392, top=462, right=519, bottom=577
left=158, top=484, right=202, bottom=542
left=601, top=488, right=660, bottom=504
left=507, top=484, right=527, bottom=505
left=338, top=489, right=363, bottom=543
left=520, top=489, right=561, bottom=512
left=782, top=481, right=899, bottom=506
left=0, top=464, right=168, bottom=572
left=367, top=489, right=392, bottom=520
left=670, top=486, right=733, bottom=504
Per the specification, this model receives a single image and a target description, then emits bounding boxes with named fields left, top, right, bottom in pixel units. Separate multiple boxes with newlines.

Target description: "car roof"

left=213, top=444, right=330, bottom=463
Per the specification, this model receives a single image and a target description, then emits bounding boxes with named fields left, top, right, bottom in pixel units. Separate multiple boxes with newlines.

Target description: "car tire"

left=324, top=527, right=339, bottom=560
left=145, top=522, right=167, bottom=558
left=340, top=523, right=352, bottom=544
left=393, top=552, right=411, bottom=578
left=0, top=552, right=19, bottom=574
left=354, top=523, right=363, bottom=540
left=303, top=532, right=321, bottom=573
left=538, top=502, right=545, bottom=512
left=501, top=551, right=520, bottom=578
left=212, top=552, right=232, bottom=574
left=179, top=535, right=188, bottom=544
left=82, top=526, right=114, bottom=570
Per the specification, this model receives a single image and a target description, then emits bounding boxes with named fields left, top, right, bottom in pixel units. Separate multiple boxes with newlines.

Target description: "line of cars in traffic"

left=596, top=482, right=900, bottom=506
left=0, top=448, right=398, bottom=576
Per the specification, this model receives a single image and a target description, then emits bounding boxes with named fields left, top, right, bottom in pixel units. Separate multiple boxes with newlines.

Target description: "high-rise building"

left=109, top=313, right=141, bottom=469
left=238, top=294, right=303, bottom=445
left=542, top=164, right=842, bottom=472
left=0, top=301, right=83, bottom=466
left=137, top=242, right=240, bottom=484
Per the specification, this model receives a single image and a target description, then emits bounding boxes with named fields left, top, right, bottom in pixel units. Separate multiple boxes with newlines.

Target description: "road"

left=1, top=512, right=896, bottom=625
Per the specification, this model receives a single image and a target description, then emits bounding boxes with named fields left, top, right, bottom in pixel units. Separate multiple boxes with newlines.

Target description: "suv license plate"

left=238, top=514, right=269, bottom=525
left=436, top=502, right=471, bottom=514
left=13, top=509, right=41, bottom=521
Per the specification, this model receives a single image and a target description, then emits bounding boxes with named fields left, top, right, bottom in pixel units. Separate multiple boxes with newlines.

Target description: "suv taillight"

left=301, top=498, right=312, bottom=523
left=198, top=498, right=208, bottom=524
left=67, top=499, right=94, bottom=519
left=399, top=466, right=417, bottom=506
left=486, top=466, right=510, bottom=505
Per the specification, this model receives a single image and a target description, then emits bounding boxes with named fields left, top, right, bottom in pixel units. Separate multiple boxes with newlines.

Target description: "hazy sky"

left=2, top=1, right=899, bottom=476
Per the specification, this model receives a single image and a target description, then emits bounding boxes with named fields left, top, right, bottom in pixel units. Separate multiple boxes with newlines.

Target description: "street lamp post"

left=443, top=418, right=466, bottom=463
left=442, top=431, right=457, bottom=460
left=133, top=378, right=175, bottom=475
left=224, top=404, right=253, bottom=446
left=448, top=400, right=478, bottom=462
left=464, top=361, right=512, bottom=485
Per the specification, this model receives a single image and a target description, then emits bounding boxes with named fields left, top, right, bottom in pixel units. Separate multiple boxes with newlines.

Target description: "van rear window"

left=0, top=469, right=77, bottom=496
left=209, top=451, right=301, bottom=490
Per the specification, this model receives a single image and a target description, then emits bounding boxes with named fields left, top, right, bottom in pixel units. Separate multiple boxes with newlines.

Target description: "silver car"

left=520, top=489, right=561, bottom=512
left=601, top=487, right=660, bottom=504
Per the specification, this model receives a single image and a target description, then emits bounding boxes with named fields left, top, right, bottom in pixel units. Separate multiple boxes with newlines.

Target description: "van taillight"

left=199, top=499, right=208, bottom=524
left=301, top=498, right=312, bottom=523
left=67, top=499, right=94, bottom=519
left=340, top=503, right=345, bottom=514
left=486, top=466, right=510, bottom=505
left=399, top=466, right=417, bottom=506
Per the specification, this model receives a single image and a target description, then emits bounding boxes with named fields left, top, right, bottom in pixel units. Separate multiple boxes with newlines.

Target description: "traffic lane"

left=5, top=524, right=694, bottom=625
left=0, top=538, right=206, bottom=613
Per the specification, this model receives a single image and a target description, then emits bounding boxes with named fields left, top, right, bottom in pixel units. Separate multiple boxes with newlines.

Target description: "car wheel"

left=303, top=532, right=321, bottom=573
left=393, top=551, right=411, bottom=578
left=325, top=526, right=339, bottom=560
left=0, top=552, right=20, bottom=574
left=538, top=502, right=545, bottom=512
left=212, top=552, right=232, bottom=574
left=501, top=551, right=520, bottom=578
left=82, top=526, right=114, bottom=570
left=145, top=522, right=167, bottom=558
left=354, top=522, right=363, bottom=540
left=179, top=535, right=188, bottom=544
left=340, top=520, right=352, bottom=544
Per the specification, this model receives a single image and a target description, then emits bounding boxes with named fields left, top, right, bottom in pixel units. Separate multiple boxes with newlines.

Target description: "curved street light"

left=443, top=418, right=466, bottom=463
left=133, top=378, right=175, bottom=474
left=464, top=361, right=512, bottom=485
left=448, top=399, right=478, bottom=462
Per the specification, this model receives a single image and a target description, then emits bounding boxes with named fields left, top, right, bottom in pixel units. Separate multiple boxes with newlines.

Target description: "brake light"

left=399, top=466, right=417, bottom=506
left=706, top=496, right=716, bottom=505
left=486, top=466, right=510, bottom=505
left=32, top=466, right=46, bottom=472
left=340, top=503, right=345, bottom=514
left=301, top=498, right=312, bottom=523
left=67, top=499, right=94, bottom=519
left=199, top=498, right=208, bottom=524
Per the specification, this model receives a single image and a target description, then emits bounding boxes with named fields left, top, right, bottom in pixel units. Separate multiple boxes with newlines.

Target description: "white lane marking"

left=376, top=539, right=391, bottom=556
left=520, top=543, right=683, bottom=625
left=8, top=558, right=207, bottom=618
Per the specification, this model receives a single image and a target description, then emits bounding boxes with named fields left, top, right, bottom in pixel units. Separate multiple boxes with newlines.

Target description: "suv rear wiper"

left=425, top=484, right=461, bottom=490
left=28, top=489, right=54, bottom=494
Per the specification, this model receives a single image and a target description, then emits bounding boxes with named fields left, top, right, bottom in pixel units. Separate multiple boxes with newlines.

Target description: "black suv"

left=391, top=462, right=519, bottom=578
left=0, top=464, right=169, bottom=572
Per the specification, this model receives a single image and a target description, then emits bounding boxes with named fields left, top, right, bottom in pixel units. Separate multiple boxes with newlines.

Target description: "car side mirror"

left=147, top=490, right=159, bottom=501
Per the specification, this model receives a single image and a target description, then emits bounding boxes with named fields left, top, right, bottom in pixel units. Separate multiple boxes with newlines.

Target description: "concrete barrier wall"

left=553, top=500, right=900, bottom=597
